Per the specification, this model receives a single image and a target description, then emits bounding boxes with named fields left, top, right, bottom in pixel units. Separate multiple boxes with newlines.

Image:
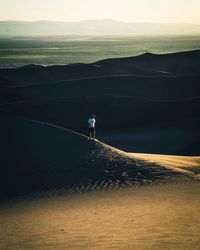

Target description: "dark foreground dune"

left=1, top=114, right=196, bottom=200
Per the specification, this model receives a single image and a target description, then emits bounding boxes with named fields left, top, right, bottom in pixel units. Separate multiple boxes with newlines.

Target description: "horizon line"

left=0, top=19, right=200, bottom=26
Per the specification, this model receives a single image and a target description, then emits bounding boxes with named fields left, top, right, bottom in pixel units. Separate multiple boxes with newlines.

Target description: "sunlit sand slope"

left=130, top=153, right=200, bottom=180
left=0, top=184, right=199, bottom=249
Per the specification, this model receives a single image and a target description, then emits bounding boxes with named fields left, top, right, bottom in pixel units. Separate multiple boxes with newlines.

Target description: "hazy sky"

left=1, top=0, right=200, bottom=24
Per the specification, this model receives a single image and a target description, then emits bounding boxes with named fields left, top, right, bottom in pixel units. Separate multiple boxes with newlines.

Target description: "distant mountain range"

left=1, top=20, right=200, bottom=36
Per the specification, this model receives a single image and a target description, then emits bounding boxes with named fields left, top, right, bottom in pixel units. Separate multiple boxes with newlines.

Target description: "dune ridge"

left=1, top=115, right=198, bottom=200
left=93, top=139, right=200, bottom=181
left=0, top=44, right=199, bottom=249
left=21, top=117, right=200, bottom=182
left=1, top=50, right=200, bottom=88
left=0, top=50, right=200, bottom=198
left=0, top=51, right=199, bottom=158
left=129, top=153, right=200, bottom=180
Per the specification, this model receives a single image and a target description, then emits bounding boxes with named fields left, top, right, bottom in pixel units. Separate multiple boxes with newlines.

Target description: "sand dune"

left=129, top=153, right=200, bottom=180
left=97, top=141, right=200, bottom=181
left=0, top=50, right=200, bottom=87
left=0, top=114, right=199, bottom=200
left=0, top=183, right=199, bottom=249
left=0, top=50, right=199, bottom=249
left=130, top=153, right=200, bottom=168
left=0, top=74, right=199, bottom=154
left=0, top=51, right=199, bottom=156
left=0, top=116, right=199, bottom=249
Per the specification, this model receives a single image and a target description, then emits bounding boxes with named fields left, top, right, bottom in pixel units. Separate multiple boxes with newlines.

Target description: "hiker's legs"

left=92, top=128, right=96, bottom=139
left=88, top=128, right=95, bottom=139
left=88, top=128, right=92, bottom=138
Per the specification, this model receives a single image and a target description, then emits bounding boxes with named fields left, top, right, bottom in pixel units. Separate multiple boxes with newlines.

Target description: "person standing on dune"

left=88, top=114, right=96, bottom=140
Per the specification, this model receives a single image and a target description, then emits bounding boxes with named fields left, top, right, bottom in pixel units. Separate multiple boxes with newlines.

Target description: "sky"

left=0, top=0, right=200, bottom=24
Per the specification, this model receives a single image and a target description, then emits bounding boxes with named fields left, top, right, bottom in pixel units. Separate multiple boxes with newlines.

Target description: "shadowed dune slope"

left=0, top=76, right=199, bottom=158
left=0, top=75, right=200, bottom=131
left=0, top=52, right=199, bottom=156
left=0, top=115, right=97, bottom=199
left=0, top=50, right=200, bottom=87
left=0, top=115, right=193, bottom=200
left=0, top=74, right=199, bottom=155
left=97, top=50, right=200, bottom=76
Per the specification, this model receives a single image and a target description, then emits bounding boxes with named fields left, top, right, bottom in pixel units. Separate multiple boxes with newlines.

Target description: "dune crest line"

left=19, top=116, right=200, bottom=181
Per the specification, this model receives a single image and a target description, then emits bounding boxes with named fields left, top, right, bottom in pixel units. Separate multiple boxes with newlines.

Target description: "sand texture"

left=0, top=51, right=200, bottom=249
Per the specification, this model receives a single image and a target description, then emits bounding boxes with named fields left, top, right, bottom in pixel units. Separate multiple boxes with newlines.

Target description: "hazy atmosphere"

left=1, top=0, right=200, bottom=24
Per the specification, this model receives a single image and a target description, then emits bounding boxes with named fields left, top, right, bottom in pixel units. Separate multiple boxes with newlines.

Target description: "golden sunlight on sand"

left=0, top=184, right=199, bottom=249
left=130, top=153, right=200, bottom=180
left=99, top=141, right=200, bottom=180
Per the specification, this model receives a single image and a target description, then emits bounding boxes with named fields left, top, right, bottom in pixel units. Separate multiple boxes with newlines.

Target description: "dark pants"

left=88, top=127, right=95, bottom=139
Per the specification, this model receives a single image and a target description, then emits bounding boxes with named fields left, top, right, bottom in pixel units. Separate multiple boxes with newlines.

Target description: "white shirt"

left=88, top=118, right=96, bottom=128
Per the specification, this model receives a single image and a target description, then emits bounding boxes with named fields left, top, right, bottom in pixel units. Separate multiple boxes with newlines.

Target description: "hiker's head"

left=92, top=114, right=95, bottom=118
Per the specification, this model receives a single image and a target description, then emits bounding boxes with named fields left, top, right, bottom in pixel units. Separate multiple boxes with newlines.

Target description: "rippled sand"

left=129, top=153, right=200, bottom=180
left=0, top=183, right=199, bottom=249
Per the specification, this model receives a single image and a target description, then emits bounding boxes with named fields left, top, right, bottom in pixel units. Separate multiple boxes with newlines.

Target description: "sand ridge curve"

left=23, top=117, right=200, bottom=182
